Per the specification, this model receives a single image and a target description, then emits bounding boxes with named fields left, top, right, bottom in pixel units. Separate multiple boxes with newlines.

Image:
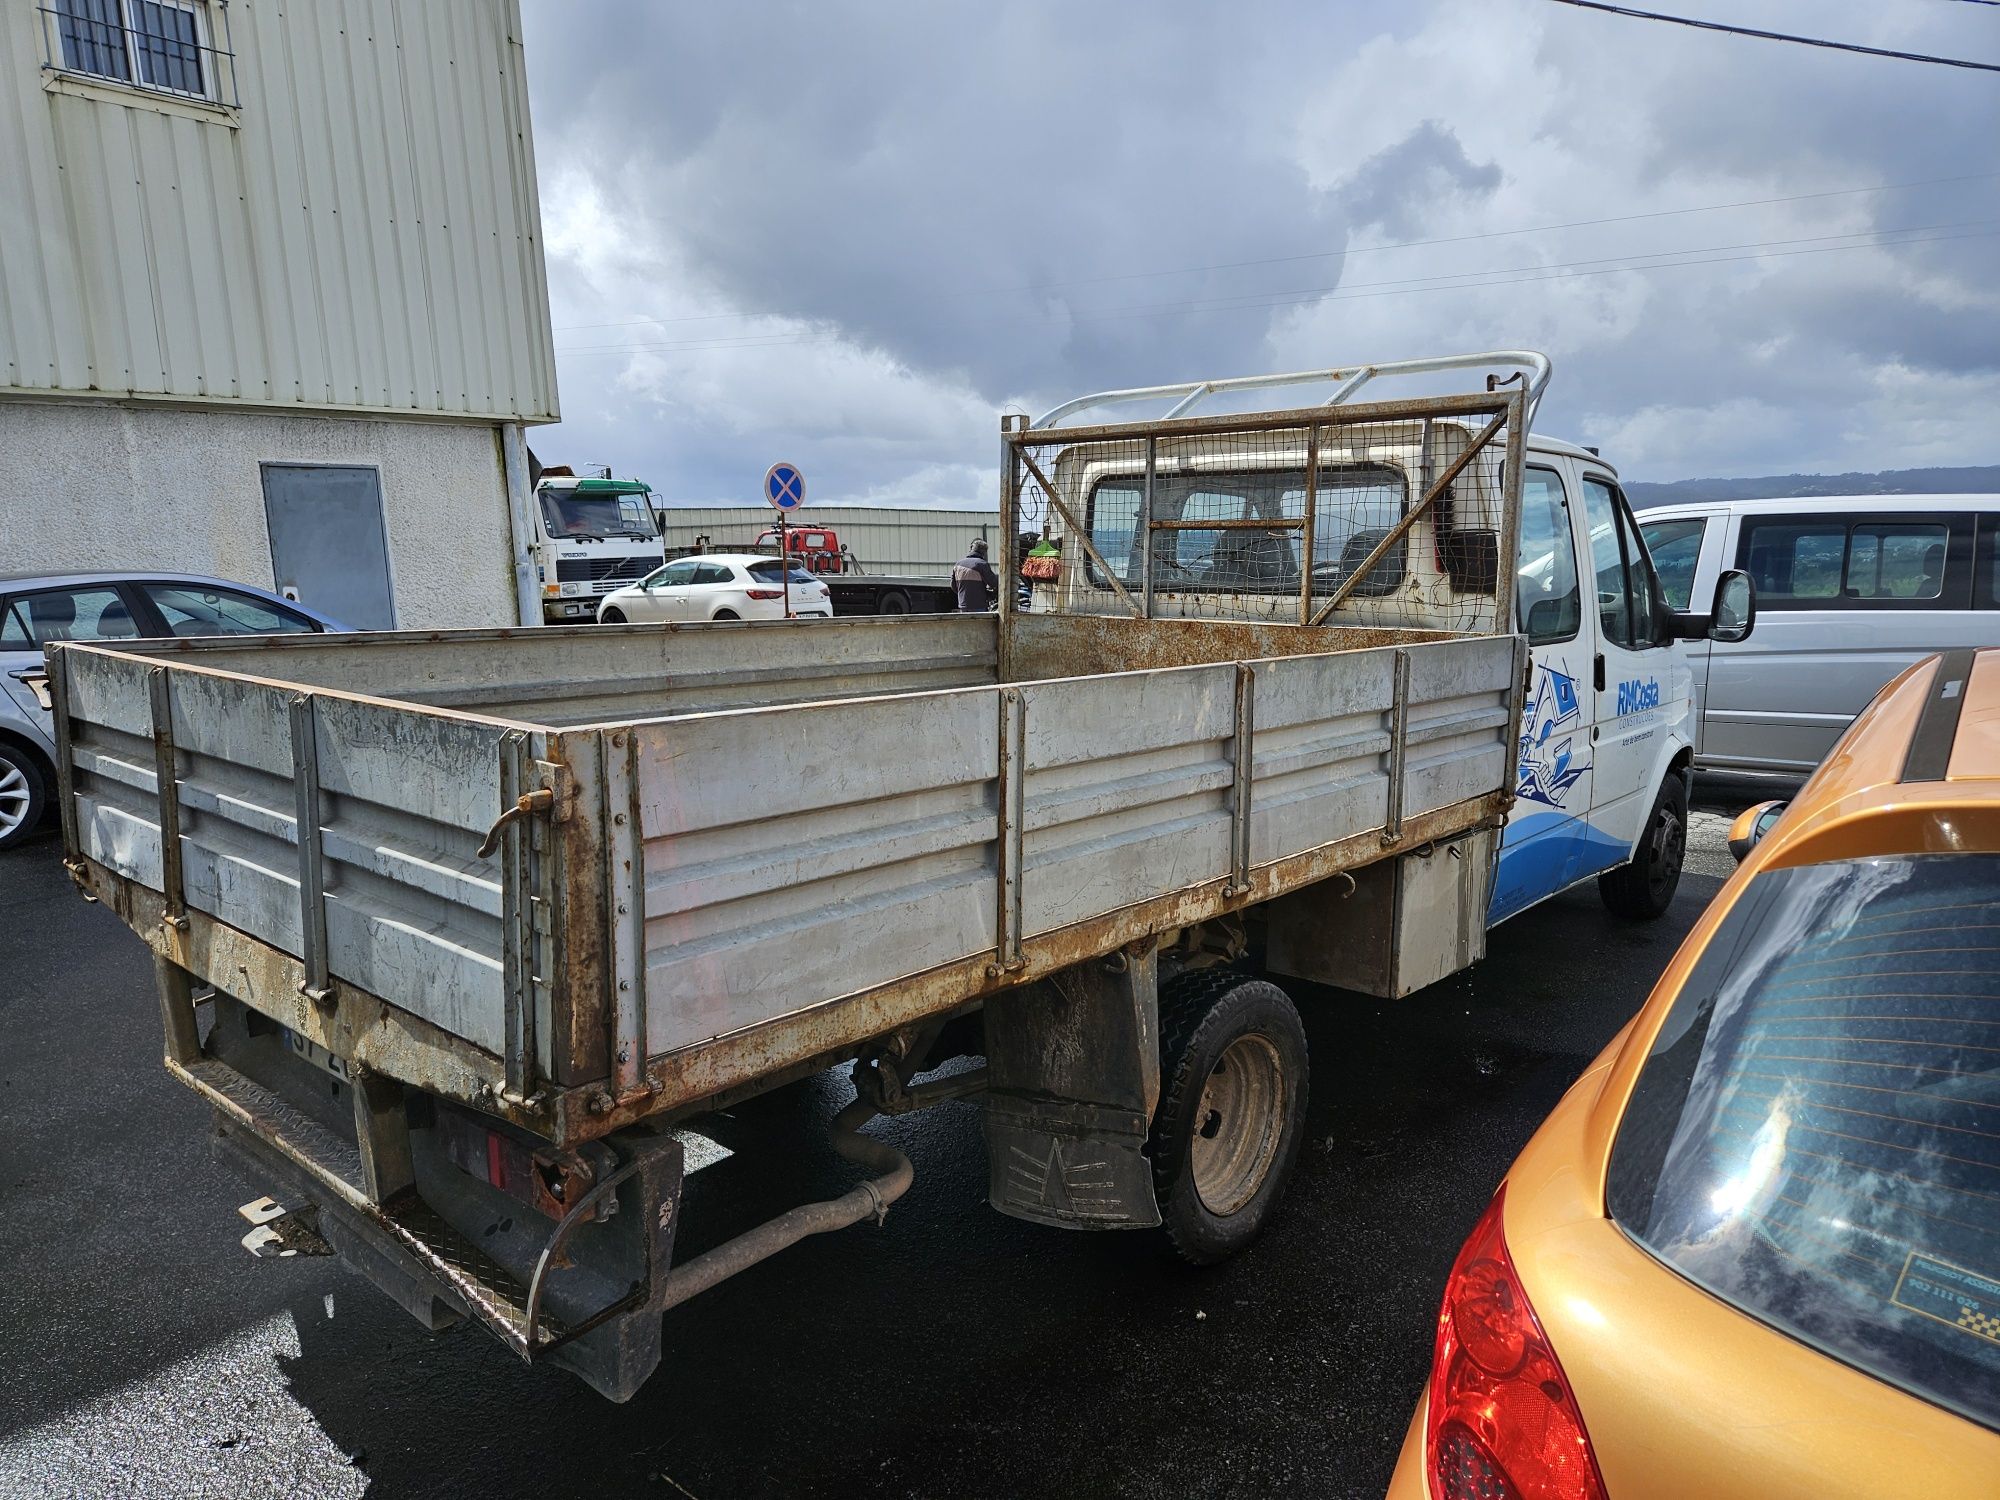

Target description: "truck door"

left=1490, top=464, right=1594, bottom=923
left=1575, top=473, right=1674, bottom=870
left=1636, top=510, right=1718, bottom=756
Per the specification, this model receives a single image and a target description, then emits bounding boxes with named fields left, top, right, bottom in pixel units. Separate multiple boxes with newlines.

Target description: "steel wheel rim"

left=1649, top=804, right=1684, bottom=899
left=1190, top=1033, right=1286, bottom=1217
left=0, top=761, right=28, bottom=839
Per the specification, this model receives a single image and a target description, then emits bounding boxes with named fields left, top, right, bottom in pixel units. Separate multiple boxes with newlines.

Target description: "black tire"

left=0, top=739, right=49, bottom=852
left=600, top=607, right=627, bottom=624
left=1599, top=769, right=1688, bottom=920
left=877, top=591, right=911, bottom=616
left=712, top=609, right=740, bottom=621
left=1148, top=971, right=1310, bottom=1265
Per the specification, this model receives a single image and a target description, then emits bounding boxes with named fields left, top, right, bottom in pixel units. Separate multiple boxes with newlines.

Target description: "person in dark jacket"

left=953, top=538, right=999, bottom=612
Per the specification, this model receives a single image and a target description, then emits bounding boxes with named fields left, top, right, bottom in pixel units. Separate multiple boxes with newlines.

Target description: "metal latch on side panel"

left=476, top=760, right=571, bottom=858
left=982, top=955, right=1163, bottom=1230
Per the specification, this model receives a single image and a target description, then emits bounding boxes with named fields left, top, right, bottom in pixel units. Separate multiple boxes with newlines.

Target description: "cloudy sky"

left=517, top=1, right=1999, bottom=507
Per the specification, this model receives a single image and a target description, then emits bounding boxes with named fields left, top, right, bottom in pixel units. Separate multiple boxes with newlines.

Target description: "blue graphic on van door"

left=1517, top=663, right=1585, bottom=808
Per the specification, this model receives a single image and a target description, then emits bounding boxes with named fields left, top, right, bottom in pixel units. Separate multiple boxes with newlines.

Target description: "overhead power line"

left=1543, top=0, right=2000, bottom=71
left=555, top=224, right=1998, bottom=359
left=550, top=168, right=2000, bottom=338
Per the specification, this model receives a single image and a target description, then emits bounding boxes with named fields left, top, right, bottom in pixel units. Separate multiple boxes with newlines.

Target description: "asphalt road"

left=0, top=785, right=1767, bottom=1500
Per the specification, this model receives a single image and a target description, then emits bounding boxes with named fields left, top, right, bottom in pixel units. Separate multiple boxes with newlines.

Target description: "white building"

left=0, top=0, right=559, bottom=628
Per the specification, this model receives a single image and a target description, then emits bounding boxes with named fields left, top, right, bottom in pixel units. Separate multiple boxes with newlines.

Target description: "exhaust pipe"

left=659, top=1096, right=914, bottom=1310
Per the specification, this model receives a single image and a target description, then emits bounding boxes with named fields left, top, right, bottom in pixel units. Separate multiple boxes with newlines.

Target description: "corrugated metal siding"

left=0, top=0, right=557, bottom=421
left=655, top=505, right=998, bottom=573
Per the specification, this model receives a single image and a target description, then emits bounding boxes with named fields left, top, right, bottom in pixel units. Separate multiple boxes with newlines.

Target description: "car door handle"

left=1594, top=654, right=1606, bottom=692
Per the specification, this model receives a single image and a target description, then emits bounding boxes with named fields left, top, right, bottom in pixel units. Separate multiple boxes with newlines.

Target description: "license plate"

left=284, top=1028, right=350, bottom=1082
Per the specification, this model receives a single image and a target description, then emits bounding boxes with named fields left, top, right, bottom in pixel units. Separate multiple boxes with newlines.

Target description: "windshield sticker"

left=1517, top=663, right=1585, bottom=808
left=1891, top=1252, right=2000, bottom=1348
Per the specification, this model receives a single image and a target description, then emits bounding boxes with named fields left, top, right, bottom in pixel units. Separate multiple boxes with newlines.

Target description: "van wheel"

left=877, top=591, right=911, bottom=615
left=1148, top=972, right=1309, bottom=1265
left=1599, top=770, right=1688, bottom=920
left=600, top=607, right=626, bottom=625
left=0, top=741, right=48, bottom=851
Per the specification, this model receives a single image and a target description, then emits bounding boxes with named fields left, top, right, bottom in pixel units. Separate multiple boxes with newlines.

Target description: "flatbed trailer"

left=55, top=356, right=1537, bottom=1399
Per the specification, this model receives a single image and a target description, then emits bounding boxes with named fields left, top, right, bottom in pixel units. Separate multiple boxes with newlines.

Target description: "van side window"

left=1846, top=523, right=1946, bottom=600
left=1579, top=477, right=1635, bottom=648
left=1516, top=467, right=1580, bottom=644
left=1638, top=518, right=1705, bottom=610
left=1740, top=516, right=1961, bottom=609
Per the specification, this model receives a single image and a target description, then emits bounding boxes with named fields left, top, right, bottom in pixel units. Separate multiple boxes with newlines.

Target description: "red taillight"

left=744, top=588, right=784, bottom=600
left=1425, top=1186, right=1606, bottom=1500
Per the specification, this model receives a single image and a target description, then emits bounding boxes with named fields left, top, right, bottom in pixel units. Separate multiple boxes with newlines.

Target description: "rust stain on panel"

left=1003, top=613, right=1448, bottom=679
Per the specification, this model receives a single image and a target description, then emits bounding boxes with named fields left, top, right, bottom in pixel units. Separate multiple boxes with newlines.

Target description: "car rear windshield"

left=747, top=560, right=815, bottom=584
left=1608, top=853, right=2000, bottom=1432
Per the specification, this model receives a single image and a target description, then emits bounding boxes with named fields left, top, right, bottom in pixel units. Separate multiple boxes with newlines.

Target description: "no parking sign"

left=763, top=462, right=806, bottom=514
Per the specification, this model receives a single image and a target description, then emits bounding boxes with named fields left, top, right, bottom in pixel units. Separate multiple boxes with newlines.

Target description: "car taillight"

left=1425, top=1186, right=1606, bottom=1500
left=744, top=588, right=784, bottom=600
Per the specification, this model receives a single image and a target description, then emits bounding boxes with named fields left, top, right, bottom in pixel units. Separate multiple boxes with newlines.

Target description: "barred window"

left=47, top=0, right=225, bottom=103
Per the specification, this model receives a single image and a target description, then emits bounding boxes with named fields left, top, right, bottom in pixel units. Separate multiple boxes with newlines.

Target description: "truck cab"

left=533, top=474, right=666, bottom=623
left=1030, top=356, right=1754, bottom=928
left=1488, top=442, right=1744, bottom=922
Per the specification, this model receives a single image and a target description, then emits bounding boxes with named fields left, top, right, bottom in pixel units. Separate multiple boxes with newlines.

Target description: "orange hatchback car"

left=1387, top=648, right=2000, bottom=1500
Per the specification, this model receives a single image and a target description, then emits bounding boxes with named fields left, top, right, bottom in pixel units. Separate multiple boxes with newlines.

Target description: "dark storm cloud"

left=522, top=0, right=2000, bottom=499
left=1338, top=121, right=1502, bottom=241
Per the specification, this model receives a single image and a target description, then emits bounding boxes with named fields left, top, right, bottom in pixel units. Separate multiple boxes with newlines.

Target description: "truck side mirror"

left=1664, top=568, right=1756, bottom=644
left=1709, top=569, right=1754, bottom=644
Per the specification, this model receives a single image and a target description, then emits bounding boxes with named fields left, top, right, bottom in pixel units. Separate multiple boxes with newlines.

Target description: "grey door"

left=261, top=464, right=396, bottom=629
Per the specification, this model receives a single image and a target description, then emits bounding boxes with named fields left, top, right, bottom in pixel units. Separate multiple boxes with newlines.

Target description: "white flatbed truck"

left=50, top=351, right=1752, bottom=1399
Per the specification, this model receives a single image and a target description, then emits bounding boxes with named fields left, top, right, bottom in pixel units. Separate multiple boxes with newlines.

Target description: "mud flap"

left=983, top=949, right=1163, bottom=1229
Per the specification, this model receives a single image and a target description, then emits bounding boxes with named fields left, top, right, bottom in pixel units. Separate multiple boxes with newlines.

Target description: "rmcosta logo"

left=1617, top=678, right=1661, bottom=715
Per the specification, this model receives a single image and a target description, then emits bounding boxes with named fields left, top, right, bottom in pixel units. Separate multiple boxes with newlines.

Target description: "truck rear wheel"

left=1598, top=769, right=1688, bottom=920
left=877, top=591, right=911, bottom=615
left=1148, top=972, right=1309, bottom=1265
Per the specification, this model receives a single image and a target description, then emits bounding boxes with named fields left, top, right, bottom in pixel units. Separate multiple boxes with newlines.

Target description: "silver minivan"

left=1638, top=495, right=1998, bottom=775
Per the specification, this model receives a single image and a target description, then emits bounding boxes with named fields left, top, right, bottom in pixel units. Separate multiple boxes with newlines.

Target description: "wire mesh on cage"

left=1010, top=403, right=1516, bottom=637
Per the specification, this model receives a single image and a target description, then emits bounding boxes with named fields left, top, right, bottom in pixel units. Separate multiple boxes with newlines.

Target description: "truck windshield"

left=540, top=491, right=656, bottom=540
left=1608, top=852, right=2000, bottom=1433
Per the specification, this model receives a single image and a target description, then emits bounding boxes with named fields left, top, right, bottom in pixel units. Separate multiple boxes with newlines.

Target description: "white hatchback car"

left=597, top=554, right=832, bottom=624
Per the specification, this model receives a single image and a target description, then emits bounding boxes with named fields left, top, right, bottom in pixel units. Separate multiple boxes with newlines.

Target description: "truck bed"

left=54, top=611, right=1521, bottom=1145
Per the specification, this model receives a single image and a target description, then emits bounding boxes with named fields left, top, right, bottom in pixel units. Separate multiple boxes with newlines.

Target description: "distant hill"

left=1627, top=466, right=2000, bottom=508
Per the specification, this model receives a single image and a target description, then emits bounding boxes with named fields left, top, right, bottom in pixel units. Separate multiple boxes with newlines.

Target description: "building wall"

left=654, top=506, right=1000, bottom=574
left=0, top=0, right=557, bottom=423
left=2, top=401, right=519, bottom=629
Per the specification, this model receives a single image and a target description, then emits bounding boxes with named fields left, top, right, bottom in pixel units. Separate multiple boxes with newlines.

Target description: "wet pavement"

left=0, top=783, right=1766, bottom=1499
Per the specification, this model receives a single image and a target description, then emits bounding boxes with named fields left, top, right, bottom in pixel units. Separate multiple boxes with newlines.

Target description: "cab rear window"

left=1609, top=853, right=2000, bottom=1432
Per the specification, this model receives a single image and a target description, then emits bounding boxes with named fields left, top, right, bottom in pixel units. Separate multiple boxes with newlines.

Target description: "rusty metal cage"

left=1003, top=354, right=1541, bottom=639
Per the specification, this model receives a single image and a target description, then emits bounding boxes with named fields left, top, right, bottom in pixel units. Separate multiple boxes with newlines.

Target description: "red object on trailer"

left=754, top=527, right=848, bottom=575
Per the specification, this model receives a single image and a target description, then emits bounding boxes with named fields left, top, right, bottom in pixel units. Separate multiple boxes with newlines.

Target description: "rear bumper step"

left=168, top=1052, right=683, bottom=1388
